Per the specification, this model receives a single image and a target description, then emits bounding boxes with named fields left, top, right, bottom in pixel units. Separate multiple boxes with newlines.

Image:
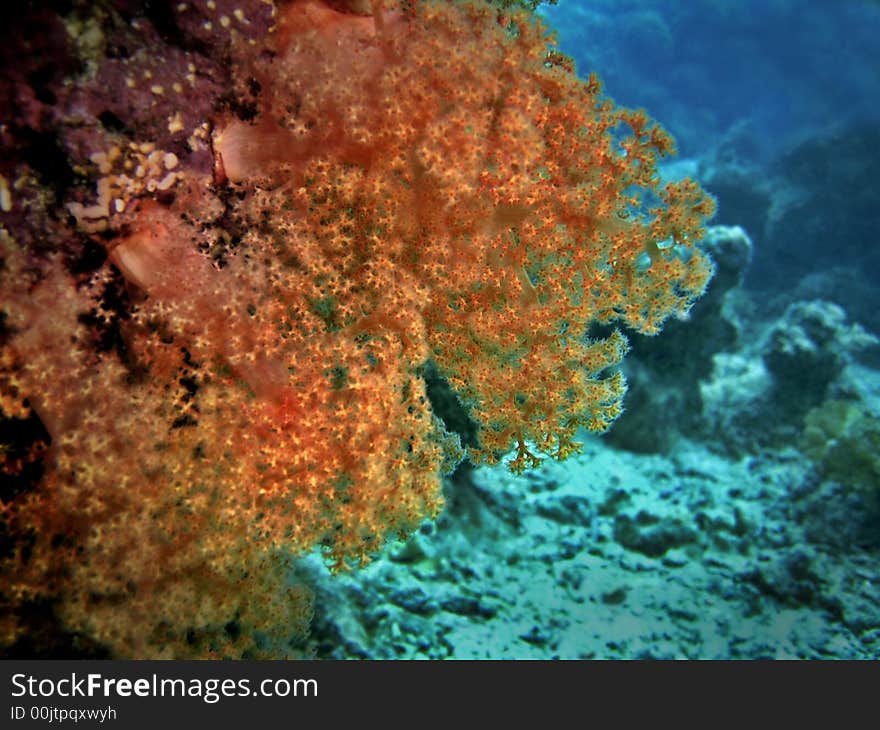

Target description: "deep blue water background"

left=541, top=0, right=880, bottom=162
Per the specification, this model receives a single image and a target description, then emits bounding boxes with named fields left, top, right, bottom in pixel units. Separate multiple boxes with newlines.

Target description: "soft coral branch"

left=0, top=0, right=714, bottom=657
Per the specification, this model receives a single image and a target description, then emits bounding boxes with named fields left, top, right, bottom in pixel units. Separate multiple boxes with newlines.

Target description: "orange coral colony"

left=0, top=0, right=714, bottom=657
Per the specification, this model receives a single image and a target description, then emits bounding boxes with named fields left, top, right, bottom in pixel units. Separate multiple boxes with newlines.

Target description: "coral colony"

left=0, top=0, right=714, bottom=657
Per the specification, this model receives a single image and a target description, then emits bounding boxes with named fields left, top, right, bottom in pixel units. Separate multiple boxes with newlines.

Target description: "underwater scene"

left=0, top=0, right=877, bottom=660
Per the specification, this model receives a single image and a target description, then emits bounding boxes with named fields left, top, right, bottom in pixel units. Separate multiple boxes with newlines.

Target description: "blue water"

left=541, top=0, right=880, bottom=162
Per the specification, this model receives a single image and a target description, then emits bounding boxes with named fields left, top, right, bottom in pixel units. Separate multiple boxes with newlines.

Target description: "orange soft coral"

left=0, top=0, right=714, bottom=656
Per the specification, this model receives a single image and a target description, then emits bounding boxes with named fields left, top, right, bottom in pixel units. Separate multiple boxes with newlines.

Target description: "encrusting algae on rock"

left=0, top=0, right=714, bottom=658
